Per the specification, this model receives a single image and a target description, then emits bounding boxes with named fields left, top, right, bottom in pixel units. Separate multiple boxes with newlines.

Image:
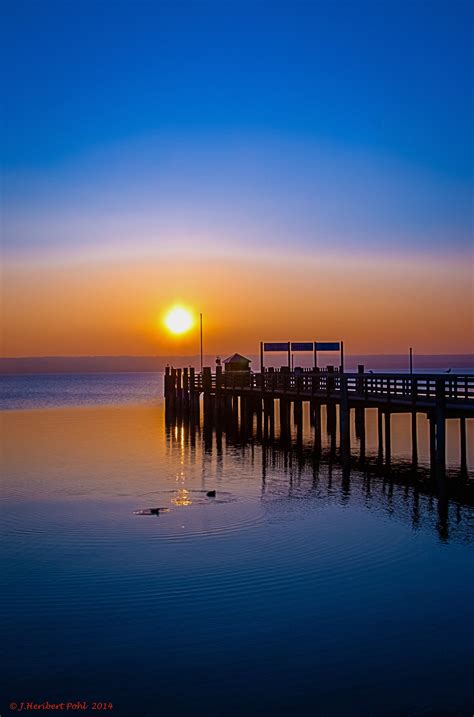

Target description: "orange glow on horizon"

left=1, top=251, right=473, bottom=357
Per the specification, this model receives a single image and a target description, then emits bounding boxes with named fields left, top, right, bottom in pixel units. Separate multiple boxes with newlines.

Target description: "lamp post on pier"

left=200, top=313, right=203, bottom=373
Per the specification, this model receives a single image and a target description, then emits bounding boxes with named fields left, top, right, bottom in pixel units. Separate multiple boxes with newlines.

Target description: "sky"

left=1, top=0, right=473, bottom=357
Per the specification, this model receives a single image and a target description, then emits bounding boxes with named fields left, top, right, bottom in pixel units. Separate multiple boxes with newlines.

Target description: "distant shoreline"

left=1, top=354, right=473, bottom=374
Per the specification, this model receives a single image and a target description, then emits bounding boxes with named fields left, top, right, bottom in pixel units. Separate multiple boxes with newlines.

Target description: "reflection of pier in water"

left=165, top=400, right=474, bottom=545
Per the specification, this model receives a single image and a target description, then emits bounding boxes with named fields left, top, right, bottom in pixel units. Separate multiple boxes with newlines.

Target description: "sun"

left=164, top=306, right=194, bottom=335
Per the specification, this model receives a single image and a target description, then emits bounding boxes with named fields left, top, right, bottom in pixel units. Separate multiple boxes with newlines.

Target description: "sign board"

left=291, top=342, right=313, bottom=352
left=264, top=342, right=289, bottom=352
left=316, top=342, right=340, bottom=351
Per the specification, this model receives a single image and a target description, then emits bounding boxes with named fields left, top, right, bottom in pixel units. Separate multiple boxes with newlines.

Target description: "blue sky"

left=1, top=0, right=473, bottom=258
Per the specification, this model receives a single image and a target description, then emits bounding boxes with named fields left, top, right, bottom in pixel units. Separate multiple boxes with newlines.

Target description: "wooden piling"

left=255, top=398, right=263, bottom=439
left=182, top=367, right=189, bottom=412
left=314, top=401, right=322, bottom=453
left=164, top=366, right=171, bottom=401
left=294, top=399, right=302, bottom=428
left=240, top=396, right=248, bottom=441
left=377, top=408, right=383, bottom=462
left=279, top=398, right=290, bottom=442
left=268, top=399, right=275, bottom=439
left=232, top=395, right=239, bottom=424
left=460, top=416, right=467, bottom=474
left=411, top=411, right=418, bottom=465
left=189, top=367, right=198, bottom=418
left=203, top=367, right=212, bottom=426
left=435, top=377, right=446, bottom=472
left=339, top=374, right=350, bottom=457
left=202, top=366, right=212, bottom=395
left=429, top=415, right=436, bottom=471
left=326, top=403, right=336, bottom=436
left=295, top=400, right=303, bottom=445
left=384, top=411, right=391, bottom=465
left=215, top=364, right=223, bottom=421
left=355, top=407, right=365, bottom=462
left=176, top=368, right=182, bottom=409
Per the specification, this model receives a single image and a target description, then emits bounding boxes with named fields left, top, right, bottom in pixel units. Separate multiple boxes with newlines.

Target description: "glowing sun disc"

left=164, top=306, right=193, bottom=335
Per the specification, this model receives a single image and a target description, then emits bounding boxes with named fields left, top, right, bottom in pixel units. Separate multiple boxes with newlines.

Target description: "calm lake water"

left=1, top=373, right=473, bottom=716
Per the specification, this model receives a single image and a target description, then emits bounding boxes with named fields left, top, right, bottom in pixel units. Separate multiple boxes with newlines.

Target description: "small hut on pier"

left=223, top=353, right=251, bottom=373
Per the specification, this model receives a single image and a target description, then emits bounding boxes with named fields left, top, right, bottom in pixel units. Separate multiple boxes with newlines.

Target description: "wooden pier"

left=164, top=366, right=474, bottom=474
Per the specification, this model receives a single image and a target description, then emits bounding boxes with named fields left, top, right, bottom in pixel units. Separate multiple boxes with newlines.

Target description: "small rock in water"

left=206, top=490, right=216, bottom=498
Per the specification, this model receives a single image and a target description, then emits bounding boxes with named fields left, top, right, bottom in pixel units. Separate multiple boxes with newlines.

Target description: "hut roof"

left=223, top=353, right=251, bottom=364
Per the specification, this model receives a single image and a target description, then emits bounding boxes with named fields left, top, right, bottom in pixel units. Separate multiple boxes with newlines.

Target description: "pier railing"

left=189, top=370, right=474, bottom=406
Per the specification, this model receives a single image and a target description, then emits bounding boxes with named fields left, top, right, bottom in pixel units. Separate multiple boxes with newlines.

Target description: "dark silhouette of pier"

left=164, top=365, right=473, bottom=475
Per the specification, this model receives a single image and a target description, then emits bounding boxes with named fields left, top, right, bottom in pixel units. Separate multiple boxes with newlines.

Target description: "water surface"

left=1, top=373, right=473, bottom=716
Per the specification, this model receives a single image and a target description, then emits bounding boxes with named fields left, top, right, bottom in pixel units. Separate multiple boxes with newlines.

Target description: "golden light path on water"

left=172, top=421, right=193, bottom=508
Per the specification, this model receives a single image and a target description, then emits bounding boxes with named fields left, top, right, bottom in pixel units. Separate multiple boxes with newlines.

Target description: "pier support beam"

left=294, top=400, right=303, bottom=445
left=429, top=415, right=436, bottom=471
left=255, top=398, right=263, bottom=440
left=240, top=396, right=251, bottom=442
left=384, top=411, right=391, bottom=466
left=204, top=420, right=213, bottom=453
left=194, top=391, right=201, bottom=422
left=232, top=395, right=239, bottom=424
left=215, top=365, right=223, bottom=421
left=339, top=375, right=350, bottom=459
left=182, top=367, right=190, bottom=414
left=264, top=398, right=275, bottom=441
left=189, top=367, right=200, bottom=422
left=293, top=399, right=302, bottom=427
left=215, top=421, right=222, bottom=454
left=171, top=368, right=177, bottom=412
left=313, top=401, right=322, bottom=453
left=263, top=398, right=269, bottom=441
left=202, top=367, right=213, bottom=427
left=377, top=408, right=383, bottom=463
left=269, top=399, right=275, bottom=440
left=354, top=407, right=365, bottom=439
left=355, top=407, right=365, bottom=463
left=435, top=378, right=446, bottom=473
left=327, top=403, right=336, bottom=457
left=326, top=403, right=336, bottom=437
left=460, top=417, right=467, bottom=475
left=279, top=398, right=290, bottom=442
left=411, top=411, right=418, bottom=466
left=176, top=368, right=183, bottom=411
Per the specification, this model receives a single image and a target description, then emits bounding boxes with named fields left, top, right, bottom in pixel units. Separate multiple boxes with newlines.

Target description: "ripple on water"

left=1, top=481, right=419, bottom=633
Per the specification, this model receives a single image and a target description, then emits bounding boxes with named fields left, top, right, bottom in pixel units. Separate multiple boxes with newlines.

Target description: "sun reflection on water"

left=171, top=487, right=193, bottom=506
left=167, top=415, right=195, bottom=507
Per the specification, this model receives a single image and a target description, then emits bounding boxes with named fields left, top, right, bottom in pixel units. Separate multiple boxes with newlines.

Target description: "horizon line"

left=2, top=353, right=474, bottom=360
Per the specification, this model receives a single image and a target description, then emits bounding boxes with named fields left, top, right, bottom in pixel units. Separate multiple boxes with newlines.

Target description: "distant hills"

left=1, top=354, right=473, bottom=374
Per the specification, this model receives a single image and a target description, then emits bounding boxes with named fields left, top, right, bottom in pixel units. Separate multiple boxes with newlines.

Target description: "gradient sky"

left=1, top=0, right=473, bottom=356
